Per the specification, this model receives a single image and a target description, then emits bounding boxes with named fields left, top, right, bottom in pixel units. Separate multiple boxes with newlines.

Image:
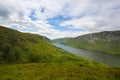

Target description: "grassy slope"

left=55, top=31, right=120, bottom=54
left=0, top=26, right=80, bottom=63
left=0, top=62, right=120, bottom=80
left=0, top=26, right=120, bottom=80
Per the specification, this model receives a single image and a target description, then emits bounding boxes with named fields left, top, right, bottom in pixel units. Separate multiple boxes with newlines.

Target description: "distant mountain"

left=52, top=38, right=72, bottom=43
left=53, top=31, right=120, bottom=54
left=0, top=26, right=79, bottom=63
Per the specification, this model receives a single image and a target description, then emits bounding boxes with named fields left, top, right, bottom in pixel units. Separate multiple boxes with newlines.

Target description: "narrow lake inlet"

left=53, top=43, right=120, bottom=67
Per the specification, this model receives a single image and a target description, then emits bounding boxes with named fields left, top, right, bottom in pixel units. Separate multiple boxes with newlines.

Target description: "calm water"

left=53, top=43, right=120, bottom=67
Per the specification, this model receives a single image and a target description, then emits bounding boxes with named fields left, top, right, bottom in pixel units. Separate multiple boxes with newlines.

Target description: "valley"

left=0, top=26, right=120, bottom=80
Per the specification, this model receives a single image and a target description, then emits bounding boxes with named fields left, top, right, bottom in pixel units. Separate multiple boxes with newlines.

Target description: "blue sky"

left=46, top=15, right=85, bottom=31
left=0, top=0, right=120, bottom=39
left=29, top=10, right=38, bottom=21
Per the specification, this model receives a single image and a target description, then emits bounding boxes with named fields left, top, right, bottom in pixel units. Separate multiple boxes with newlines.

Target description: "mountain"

left=0, top=26, right=79, bottom=63
left=0, top=26, right=120, bottom=80
left=52, top=38, right=72, bottom=43
left=53, top=31, right=120, bottom=54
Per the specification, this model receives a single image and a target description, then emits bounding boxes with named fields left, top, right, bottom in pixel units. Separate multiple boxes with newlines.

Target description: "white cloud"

left=60, top=0, right=120, bottom=33
left=60, top=15, right=120, bottom=32
left=0, top=0, right=120, bottom=39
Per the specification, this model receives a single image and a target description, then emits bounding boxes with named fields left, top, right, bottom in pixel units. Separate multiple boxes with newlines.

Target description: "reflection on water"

left=53, top=43, right=120, bottom=67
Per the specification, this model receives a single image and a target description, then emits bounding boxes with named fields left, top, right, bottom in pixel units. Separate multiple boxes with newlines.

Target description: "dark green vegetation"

left=53, top=31, right=120, bottom=54
left=0, top=26, right=79, bottom=63
left=0, top=26, right=120, bottom=80
left=1, top=62, right=120, bottom=80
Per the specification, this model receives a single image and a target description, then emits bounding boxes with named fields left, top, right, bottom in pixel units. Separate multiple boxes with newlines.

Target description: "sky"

left=0, top=0, right=120, bottom=39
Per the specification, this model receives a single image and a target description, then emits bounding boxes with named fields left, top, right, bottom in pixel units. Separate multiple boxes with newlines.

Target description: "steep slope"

left=53, top=31, right=120, bottom=54
left=0, top=26, right=79, bottom=63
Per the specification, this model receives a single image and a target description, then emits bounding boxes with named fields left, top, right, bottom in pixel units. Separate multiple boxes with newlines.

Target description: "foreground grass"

left=0, top=61, right=120, bottom=80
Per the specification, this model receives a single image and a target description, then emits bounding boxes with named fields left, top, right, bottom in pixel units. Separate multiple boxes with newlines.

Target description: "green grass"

left=0, top=26, right=82, bottom=63
left=0, top=61, right=120, bottom=80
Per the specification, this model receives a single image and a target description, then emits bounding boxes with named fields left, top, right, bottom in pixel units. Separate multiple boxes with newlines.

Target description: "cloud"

left=60, top=15, right=120, bottom=32
left=60, top=0, right=120, bottom=32
left=0, top=0, right=120, bottom=39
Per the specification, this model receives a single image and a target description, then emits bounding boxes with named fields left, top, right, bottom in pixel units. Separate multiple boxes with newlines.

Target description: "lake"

left=53, top=43, right=120, bottom=67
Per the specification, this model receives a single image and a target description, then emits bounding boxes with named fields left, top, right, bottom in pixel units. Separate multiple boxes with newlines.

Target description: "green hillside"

left=0, top=26, right=79, bottom=63
left=53, top=31, right=120, bottom=54
left=0, top=26, right=120, bottom=80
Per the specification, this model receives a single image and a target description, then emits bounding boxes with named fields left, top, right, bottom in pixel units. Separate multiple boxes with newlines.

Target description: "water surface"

left=53, top=43, right=120, bottom=67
